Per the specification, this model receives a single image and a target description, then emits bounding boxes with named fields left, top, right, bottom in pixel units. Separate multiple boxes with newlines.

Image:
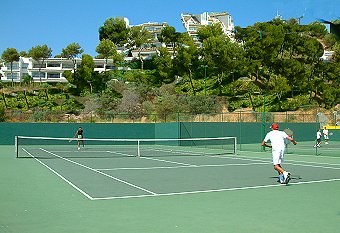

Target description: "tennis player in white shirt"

left=261, top=123, right=297, bottom=184
left=322, top=126, right=329, bottom=144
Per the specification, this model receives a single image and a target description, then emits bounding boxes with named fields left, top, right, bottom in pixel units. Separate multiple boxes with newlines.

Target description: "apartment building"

left=0, top=57, right=118, bottom=83
left=181, top=12, right=235, bottom=41
left=129, top=21, right=169, bottom=60
left=134, top=21, right=169, bottom=41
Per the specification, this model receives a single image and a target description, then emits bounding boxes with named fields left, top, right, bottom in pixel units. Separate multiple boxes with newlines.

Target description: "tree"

left=78, top=54, right=96, bottom=93
left=314, top=62, right=340, bottom=108
left=28, top=45, right=52, bottom=83
left=153, top=47, right=174, bottom=85
left=61, top=42, right=84, bottom=73
left=0, top=80, right=8, bottom=108
left=197, top=23, right=224, bottom=42
left=95, top=39, right=119, bottom=70
left=19, top=51, right=28, bottom=57
left=71, top=54, right=108, bottom=94
left=0, top=105, right=5, bottom=122
left=175, top=40, right=200, bottom=95
left=202, top=35, right=244, bottom=95
left=64, top=54, right=91, bottom=94
left=128, top=26, right=152, bottom=70
left=267, top=75, right=291, bottom=111
left=158, top=26, right=180, bottom=55
left=332, top=42, right=340, bottom=63
left=99, top=17, right=129, bottom=46
left=1, top=48, right=20, bottom=86
left=234, top=18, right=327, bottom=107
left=275, top=59, right=305, bottom=97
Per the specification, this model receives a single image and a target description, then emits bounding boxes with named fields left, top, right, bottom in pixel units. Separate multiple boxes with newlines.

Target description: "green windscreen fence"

left=5, top=122, right=339, bottom=157
left=179, top=122, right=321, bottom=152
left=0, top=123, right=156, bottom=145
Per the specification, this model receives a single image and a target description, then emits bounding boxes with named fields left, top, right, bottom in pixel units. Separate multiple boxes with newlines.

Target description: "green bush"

left=0, top=106, right=5, bottom=122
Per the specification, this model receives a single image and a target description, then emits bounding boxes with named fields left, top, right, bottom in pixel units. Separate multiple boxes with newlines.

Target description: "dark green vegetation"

left=1, top=18, right=340, bottom=122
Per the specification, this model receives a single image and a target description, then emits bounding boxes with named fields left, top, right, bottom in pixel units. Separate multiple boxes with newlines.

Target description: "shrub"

left=0, top=106, right=5, bottom=122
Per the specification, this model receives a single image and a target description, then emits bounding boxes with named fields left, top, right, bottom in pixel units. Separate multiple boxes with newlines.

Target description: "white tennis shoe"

left=278, top=174, right=285, bottom=184
left=283, top=171, right=291, bottom=184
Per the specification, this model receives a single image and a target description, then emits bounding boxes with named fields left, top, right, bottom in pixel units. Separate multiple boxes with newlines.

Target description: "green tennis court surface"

left=1, top=143, right=340, bottom=232
left=241, top=140, right=340, bottom=157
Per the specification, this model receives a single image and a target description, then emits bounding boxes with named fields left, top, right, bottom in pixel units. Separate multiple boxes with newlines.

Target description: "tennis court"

left=241, top=140, right=340, bottom=157
left=1, top=135, right=340, bottom=232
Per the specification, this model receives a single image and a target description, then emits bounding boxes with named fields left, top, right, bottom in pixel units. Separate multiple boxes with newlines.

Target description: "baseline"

left=92, top=178, right=340, bottom=200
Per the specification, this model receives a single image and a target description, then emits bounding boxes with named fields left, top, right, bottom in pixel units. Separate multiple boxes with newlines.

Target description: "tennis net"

left=15, top=136, right=237, bottom=158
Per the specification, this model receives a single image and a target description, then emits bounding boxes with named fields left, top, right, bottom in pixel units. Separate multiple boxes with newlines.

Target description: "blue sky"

left=1, top=0, right=339, bottom=57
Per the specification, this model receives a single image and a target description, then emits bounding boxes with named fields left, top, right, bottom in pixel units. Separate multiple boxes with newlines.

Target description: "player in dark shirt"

left=73, top=127, right=84, bottom=150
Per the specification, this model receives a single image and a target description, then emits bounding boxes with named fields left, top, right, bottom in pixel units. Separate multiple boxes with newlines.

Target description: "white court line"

left=51, top=150, right=136, bottom=156
left=92, top=178, right=340, bottom=200
left=97, top=162, right=269, bottom=171
left=141, top=146, right=233, bottom=157
left=285, top=162, right=340, bottom=170
left=39, top=148, right=157, bottom=196
left=95, top=152, right=340, bottom=171
left=26, top=147, right=340, bottom=201
left=22, top=148, right=94, bottom=200
left=95, top=152, right=270, bottom=170
left=240, top=149, right=340, bottom=159
left=232, top=153, right=340, bottom=167
left=105, top=151, right=136, bottom=157
left=141, top=148, right=203, bottom=156
left=140, top=156, right=194, bottom=166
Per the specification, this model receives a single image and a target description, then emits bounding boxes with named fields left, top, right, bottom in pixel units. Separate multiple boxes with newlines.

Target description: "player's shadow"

left=270, top=176, right=303, bottom=183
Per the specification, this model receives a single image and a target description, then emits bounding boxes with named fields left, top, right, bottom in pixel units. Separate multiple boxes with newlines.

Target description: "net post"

left=15, top=136, right=18, bottom=158
left=137, top=140, right=140, bottom=157
left=315, top=142, right=318, bottom=156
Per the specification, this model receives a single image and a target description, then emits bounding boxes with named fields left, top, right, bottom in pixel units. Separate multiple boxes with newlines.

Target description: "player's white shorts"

left=272, top=148, right=285, bottom=165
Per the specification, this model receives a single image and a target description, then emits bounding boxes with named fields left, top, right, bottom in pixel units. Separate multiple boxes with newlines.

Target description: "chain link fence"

left=2, top=110, right=339, bottom=125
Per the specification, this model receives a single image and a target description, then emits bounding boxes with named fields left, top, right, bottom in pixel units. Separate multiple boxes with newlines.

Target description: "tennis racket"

left=283, top=128, right=294, bottom=137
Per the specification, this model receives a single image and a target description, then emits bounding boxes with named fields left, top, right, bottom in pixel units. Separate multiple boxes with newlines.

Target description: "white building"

left=320, top=50, right=334, bottom=62
left=134, top=21, right=169, bottom=42
left=129, top=22, right=169, bottom=60
left=181, top=12, right=235, bottom=41
left=0, top=57, right=119, bottom=83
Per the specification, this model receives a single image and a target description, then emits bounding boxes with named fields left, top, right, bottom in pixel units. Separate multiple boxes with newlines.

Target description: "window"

left=6, top=73, right=19, bottom=79
left=32, top=72, right=45, bottom=78
left=105, top=65, right=116, bottom=70
left=188, top=27, right=198, bottom=32
left=62, top=63, right=74, bottom=69
left=47, top=73, right=60, bottom=79
left=33, top=63, right=46, bottom=69
left=6, top=63, right=19, bottom=70
left=21, top=63, right=29, bottom=69
left=47, top=63, right=61, bottom=67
